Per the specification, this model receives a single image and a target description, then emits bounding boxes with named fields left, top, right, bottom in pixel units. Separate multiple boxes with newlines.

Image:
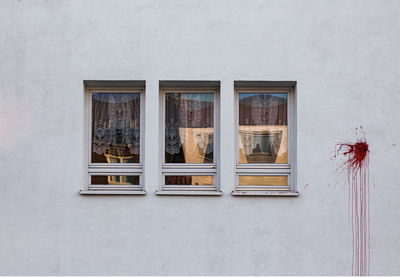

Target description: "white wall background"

left=1, top=0, right=400, bottom=275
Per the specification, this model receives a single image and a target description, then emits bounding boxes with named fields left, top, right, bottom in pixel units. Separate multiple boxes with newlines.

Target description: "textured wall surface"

left=1, top=0, right=400, bottom=275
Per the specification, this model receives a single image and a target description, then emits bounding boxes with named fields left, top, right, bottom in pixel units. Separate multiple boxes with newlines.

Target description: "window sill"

left=80, top=190, right=146, bottom=195
left=155, top=190, right=222, bottom=196
left=232, top=191, right=299, bottom=197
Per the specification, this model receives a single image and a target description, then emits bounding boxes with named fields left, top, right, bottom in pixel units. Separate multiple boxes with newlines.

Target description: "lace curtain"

left=165, top=93, right=214, bottom=163
left=239, top=93, right=287, bottom=163
left=241, top=131, right=283, bottom=156
left=239, top=93, right=287, bottom=126
left=91, top=93, right=140, bottom=161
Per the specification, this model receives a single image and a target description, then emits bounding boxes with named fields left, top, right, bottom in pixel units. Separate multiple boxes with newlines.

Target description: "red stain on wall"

left=335, top=127, right=370, bottom=276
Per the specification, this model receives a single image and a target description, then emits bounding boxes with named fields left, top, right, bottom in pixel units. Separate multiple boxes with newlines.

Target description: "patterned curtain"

left=165, top=93, right=214, bottom=163
left=91, top=93, right=140, bottom=162
left=238, top=93, right=287, bottom=164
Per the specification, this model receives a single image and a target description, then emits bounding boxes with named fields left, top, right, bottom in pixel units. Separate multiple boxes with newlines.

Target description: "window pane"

left=165, top=176, right=214, bottom=185
left=91, top=175, right=140, bottom=185
left=91, top=93, right=140, bottom=163
left=165, top=93, right=214, bottom=163
left=238, top=176, right=288, bottom=186
left=238, top=93, right=288, bottom=164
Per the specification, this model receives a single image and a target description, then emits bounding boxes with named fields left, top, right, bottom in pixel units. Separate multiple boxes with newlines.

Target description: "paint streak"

left=334, top=127, right=370, bottom=276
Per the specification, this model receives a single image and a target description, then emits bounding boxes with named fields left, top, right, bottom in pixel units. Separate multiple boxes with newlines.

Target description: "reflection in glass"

left=91, top=175, right=140, bottom=185
left=91, top=93, right=140, bottom=164
left=165, top=176, right=214, bottom=185
left=238, top=176, right=288, bottom=186
left=165, top=93, right=214, bottom=163
left=238, top=93, right=288, bottom=164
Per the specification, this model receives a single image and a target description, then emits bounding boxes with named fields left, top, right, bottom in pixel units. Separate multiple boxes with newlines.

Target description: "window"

left=79, top=80, right=296, bottom=196
left=233, top=82, right=297, bottom=196
left=81, top=81, right=145, bottom=195
left=157, top=81, right=221, bottom=195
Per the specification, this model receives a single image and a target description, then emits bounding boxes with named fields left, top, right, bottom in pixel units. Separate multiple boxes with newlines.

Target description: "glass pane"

left=238, top=176, right=288, bottom=186
left=165, top=93, right=214, bottom=163
left=91, top=175, right=140, bottom=185
left=238, top=93, right=288, bottom=164
left=91, top=93, right=140, bottom=163
left=165, top=176, right=214, bottom=185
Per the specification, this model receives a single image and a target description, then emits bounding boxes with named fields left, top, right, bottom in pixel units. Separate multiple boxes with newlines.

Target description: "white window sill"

left=155, top=190, right=222, bottom=196
left=80, top=190, right=146, bottom=195
left=232, top=191, right=299, bottom=197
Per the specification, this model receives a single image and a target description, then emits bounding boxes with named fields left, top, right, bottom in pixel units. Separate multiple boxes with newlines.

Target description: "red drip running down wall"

left=335, top=127, right=370, bottom=276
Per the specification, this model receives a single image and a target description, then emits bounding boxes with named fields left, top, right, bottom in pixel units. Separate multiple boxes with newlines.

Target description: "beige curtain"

left=238, top=125, right=288, bottom=164
left=179, top=127, right=213, bottom=163
left=165, top=93, right=214, bottom=164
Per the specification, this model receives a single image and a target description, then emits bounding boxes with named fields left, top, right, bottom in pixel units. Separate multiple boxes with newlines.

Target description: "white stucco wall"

left=1, top=0, right=400, bottom=275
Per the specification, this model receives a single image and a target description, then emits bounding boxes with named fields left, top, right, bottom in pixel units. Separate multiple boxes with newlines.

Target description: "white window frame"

left=233, top=86, right=298, bottom=196
left=157, top=87, right=221, bottom=196
left=81, top=87, right=146, bottom=195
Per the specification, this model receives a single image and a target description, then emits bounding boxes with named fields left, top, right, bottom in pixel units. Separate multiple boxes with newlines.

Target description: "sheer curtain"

left=91, top=93, right=140, bottom=163
left=238, top=93, right=288, bottom=164
left=165, top=93, right=214, bottom=164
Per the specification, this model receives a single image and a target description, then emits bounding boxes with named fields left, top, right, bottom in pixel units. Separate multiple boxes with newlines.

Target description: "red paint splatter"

left=335, top=127, right=370, bottom=276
